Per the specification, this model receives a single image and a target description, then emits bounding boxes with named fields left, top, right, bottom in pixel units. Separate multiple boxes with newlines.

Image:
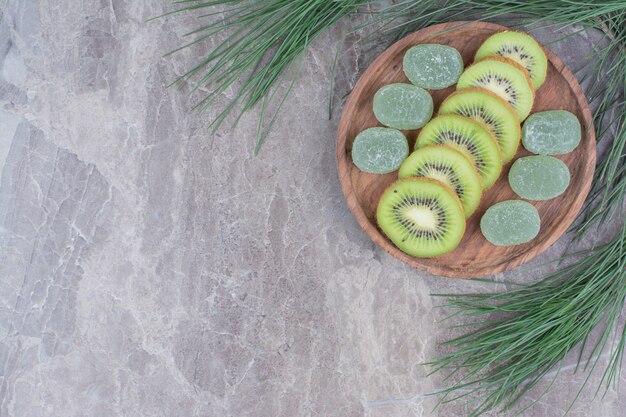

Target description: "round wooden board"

left=336, top=21, right=596, bottom=278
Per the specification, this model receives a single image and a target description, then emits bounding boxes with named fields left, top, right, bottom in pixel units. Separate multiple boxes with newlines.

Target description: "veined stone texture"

left=0, top=2, right=623, bottom=417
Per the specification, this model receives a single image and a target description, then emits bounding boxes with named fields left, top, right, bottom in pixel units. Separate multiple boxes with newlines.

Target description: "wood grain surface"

left=336, top=21, right=596, bottom=278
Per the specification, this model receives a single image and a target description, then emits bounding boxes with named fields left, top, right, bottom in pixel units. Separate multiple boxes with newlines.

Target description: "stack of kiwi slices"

left=350, top=30, right=563, bottom=258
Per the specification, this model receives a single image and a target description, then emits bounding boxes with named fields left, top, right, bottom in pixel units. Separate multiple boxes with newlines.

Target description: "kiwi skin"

left=376, top=177, right=466, bottom=258
left=438, top=87, right=521, bottom=163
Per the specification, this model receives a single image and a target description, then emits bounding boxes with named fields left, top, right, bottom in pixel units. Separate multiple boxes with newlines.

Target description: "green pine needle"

left=158, top=0, right=368, bottom=153
left=428, top=225, right=626, bottom=415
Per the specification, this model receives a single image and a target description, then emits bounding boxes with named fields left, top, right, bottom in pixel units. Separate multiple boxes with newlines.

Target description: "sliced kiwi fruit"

left=457, top=56, right=535, bottom=120
left=438, top=88, right=521, bottom=163
left=415, top=115, right=502, bottom=189
left=398, top=145, right=482, bottom=218
left=377, top=177, right=466, bottom=257
left=475, top=31, right=548, bottom=89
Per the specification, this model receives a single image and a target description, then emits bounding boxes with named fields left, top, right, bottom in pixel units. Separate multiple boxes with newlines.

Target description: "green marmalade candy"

left=373, top=83, right=434, bottom=130
left=480, top=200, right=540, bottom=246
left=522, top=110, right=581, bottom=155
left=509, top=155, right=570, bottom=200
left=403, top=44, right=464, bottom=90
left=351, top=127, right=409, bottom=174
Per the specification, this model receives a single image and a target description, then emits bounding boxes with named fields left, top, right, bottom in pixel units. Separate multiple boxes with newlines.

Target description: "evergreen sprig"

left=429, top=225, right=626, bottom=416
left=158, top=0, right=368, bottom=153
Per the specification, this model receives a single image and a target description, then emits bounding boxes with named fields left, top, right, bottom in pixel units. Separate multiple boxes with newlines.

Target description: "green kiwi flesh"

left=398, top=145, right=482, bottom=218
left=457, top=57, right=534, bottom=120
left=415, top=115, right=502, bottom=189
left=377, top=177, right=466, bottom=257
left=475, top=31, right=548, bottom=89
left=438, top=88, right=521, bottom=163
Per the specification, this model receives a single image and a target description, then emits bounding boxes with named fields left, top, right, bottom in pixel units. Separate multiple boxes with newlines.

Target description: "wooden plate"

left=336, top=21, right=595, bottom=278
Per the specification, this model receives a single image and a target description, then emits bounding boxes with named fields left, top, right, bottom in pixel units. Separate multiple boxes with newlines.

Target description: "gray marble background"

left=0, top=1, right=623, bottom=416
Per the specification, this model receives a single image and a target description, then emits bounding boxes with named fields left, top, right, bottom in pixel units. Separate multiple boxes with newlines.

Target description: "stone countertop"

left=0, top=2, right=623, bottom=417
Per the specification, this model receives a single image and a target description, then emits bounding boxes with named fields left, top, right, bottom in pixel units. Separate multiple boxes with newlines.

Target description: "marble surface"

left=0, top=2, right=623, bottom=416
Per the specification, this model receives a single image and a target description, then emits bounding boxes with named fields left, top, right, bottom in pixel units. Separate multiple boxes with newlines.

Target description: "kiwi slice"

left=377, top=177, right=465, bottom=257
left=475, top=31, right=548, bottom=89
left=438, top=88, right=521, bottom=163
left=398, top=145, right=482, bottom=218
left=415, top=115, right=502, bottom=189
left=457, top=56, right=535, bottom=120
